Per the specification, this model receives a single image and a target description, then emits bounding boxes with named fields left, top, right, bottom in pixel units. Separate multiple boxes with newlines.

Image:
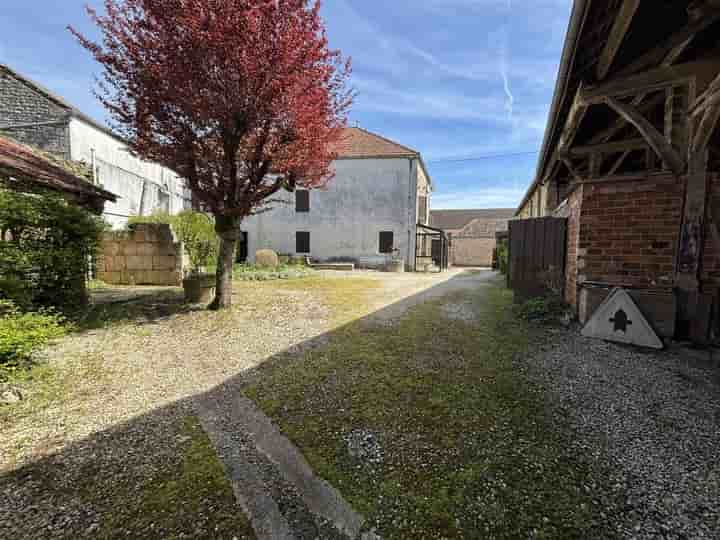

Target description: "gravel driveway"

left=522, top=330, right=720, bottom=539
left=0, top=269, right=476, bottom=539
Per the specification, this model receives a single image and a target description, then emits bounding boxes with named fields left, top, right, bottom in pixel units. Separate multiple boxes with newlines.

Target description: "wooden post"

left=677, top=149, right=709, bottom=333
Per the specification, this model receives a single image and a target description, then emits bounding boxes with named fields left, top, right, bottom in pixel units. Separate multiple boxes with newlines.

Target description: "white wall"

left=242, top=157, right=420, bottom=269
left=69, top=118, right=190, bottom=228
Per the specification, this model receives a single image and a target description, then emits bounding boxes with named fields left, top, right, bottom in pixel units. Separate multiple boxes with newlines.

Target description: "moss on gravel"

left=97, top=416, right=256, bottom=539
left=244, top=280, right=614, bottom=539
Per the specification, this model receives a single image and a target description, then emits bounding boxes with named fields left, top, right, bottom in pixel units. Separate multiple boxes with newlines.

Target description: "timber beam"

left=565, top=138, right=647, bottom=157
left=596, top=0, right=641, bottom=81
left=693, top=102, right=720, bottom=151
left=560, top=157, right=583, bottom=182
left=604, top=96, right=685, bottom=176
left=580, top=60, right=719, bottom=105
left=616, top=6, right=720, bottom=78
left=558, top=86, right=588, bottom=153
left=588, top=92, right=666, bottom=145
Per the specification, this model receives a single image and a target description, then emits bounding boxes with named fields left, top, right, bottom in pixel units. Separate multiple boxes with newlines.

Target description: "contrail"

left=500, top=31, right=514, bottom=119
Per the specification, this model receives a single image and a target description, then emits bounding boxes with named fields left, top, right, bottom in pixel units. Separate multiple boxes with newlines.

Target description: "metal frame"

left=415, top=223, right=449, bottom=272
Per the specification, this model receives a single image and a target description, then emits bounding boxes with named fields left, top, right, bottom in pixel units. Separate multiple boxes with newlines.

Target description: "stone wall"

left=451, top=237, right=496, bottom=266
left=0, top=69, right=71, bottom=158
left=97, top=224, right=184, bottom=286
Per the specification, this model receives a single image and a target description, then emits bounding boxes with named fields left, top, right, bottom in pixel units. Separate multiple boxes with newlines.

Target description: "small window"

left=379, top=231, right=394, bottom=254
left=296, top=231, right=311, bottom=254
left=296, top=190, right=310, bottom=212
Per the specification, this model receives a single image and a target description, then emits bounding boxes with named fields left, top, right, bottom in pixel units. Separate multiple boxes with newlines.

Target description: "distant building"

left=242, top=127, right=439, bottom=270
left=0, top=63, right=191, bottom=228
left=430, top=209, right=514, bottom=267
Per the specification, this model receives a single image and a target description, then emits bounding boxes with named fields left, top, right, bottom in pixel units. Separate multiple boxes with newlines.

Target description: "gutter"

left=515, top=0, right=592, bottom=216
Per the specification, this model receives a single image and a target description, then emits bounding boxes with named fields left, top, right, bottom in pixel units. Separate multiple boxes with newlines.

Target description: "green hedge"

left=129, top=210, right=218, bottom=272
left=0, top=188, right=106, bottom=310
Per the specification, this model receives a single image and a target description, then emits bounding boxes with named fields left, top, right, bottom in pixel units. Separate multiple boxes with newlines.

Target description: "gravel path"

left=0, top=270, right=477, bottom=539
left=521, top=330, right=720, bottom=539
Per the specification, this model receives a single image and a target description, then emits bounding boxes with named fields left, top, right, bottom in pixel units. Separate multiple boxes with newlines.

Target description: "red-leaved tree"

left=70, top=0, right=352, bottom=309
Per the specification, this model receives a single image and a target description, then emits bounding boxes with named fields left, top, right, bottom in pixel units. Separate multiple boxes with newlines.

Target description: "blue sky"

left=0, top=0, right=572, bottom=210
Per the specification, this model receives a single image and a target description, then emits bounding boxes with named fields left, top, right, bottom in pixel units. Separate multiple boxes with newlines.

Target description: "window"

left=296, top=231, right=311, bottom=254
left=379, top=231, right=394, bottom=254
left=296, top=190, right=310, bottom=212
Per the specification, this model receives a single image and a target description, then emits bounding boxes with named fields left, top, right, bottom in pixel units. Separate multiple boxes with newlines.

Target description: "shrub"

left=496, top=242, right=509, bottom=275
left=255, top=249, right=279, bottom=268
left=0, top=188, right=107, bottom=310
left=233, top=263, right=313, bottom=281
left=129, top=210, right=218, bottom=274
left=0, top=300, right=67, bottom=380
left=515, top=295, right=567, bottom=323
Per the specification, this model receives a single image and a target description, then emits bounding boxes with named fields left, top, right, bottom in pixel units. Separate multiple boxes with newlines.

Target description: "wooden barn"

left=515, top=0, right=720, bottom=343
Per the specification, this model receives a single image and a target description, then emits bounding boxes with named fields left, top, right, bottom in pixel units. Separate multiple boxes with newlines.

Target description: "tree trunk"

left=208, top=215, right=239, bottom=310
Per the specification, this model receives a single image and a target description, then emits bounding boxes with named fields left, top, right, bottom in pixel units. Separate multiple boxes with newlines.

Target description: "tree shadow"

left=5, top=270, right=712, bottom=538
left=74, top=286, right=193, bottom=331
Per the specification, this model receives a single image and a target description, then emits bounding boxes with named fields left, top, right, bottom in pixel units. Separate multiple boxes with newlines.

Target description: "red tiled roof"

left=0, top=135, right=116, bottom=202
left=430, top=209, right=515, bottom=231
left=333, top=127, right=419, bottom=158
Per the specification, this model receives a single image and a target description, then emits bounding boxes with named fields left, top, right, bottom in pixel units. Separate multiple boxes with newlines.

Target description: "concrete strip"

left=195, top=401, right=295, bottom=540
left=235, top=396, right=366, bottom=539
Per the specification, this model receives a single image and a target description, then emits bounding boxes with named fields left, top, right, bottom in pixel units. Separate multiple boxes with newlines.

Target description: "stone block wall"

left=97, top=223, right=184, bottom=286
left=451, top=237, right=496, bottom=266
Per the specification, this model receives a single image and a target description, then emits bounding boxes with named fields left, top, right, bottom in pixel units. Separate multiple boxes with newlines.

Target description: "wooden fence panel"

left=508, top=217, right=567, bottom=301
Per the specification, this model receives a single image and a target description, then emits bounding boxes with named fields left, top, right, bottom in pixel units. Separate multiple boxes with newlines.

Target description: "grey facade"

left=0, top=64, right=190, bottom=228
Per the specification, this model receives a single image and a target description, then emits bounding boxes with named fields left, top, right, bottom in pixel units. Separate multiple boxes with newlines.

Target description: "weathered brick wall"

left=0, top=70, right=71, bottom=157
left=578, top=173, right=682, bottom=291
left=563, top=185, right=583, bottom=309
left=97, top=224, right=184, bottom=286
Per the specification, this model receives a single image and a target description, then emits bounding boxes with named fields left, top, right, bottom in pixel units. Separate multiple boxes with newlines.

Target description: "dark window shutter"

left=296, top=231, right=310, bottom=253
left=296, top=190, right=310, bottom=212
left=379, top=231, right=394, bottom=253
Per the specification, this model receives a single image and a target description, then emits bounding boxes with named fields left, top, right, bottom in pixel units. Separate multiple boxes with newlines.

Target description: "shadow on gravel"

left=2, top=270, right=719, bottom=539
left=75, top=287, right=190, bottom=331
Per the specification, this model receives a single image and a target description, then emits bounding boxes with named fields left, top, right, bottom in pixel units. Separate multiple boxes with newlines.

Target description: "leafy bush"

left=496, top=242, right=509, bottom=275
left=129, top=210, right=218, bottom=274
left=515, top=295, right=568, bottom=324
left=233, top=263, right=313, bottom=281
left=0, top=188, right=107, bottom=310
left=0, top=300, right=67, bottom=380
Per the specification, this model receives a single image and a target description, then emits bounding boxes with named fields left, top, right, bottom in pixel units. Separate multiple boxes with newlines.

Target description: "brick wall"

left=578, top=173, right=682, bottom=291
left=0, top=70, right=71, bottom=157
left=563, top=185, right=583, bottom=309
left=97, top=224, right=185, bottom=286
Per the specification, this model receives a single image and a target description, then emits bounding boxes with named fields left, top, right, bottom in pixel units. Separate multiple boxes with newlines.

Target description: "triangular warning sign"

left=581, top=288, right=664, bottom=349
